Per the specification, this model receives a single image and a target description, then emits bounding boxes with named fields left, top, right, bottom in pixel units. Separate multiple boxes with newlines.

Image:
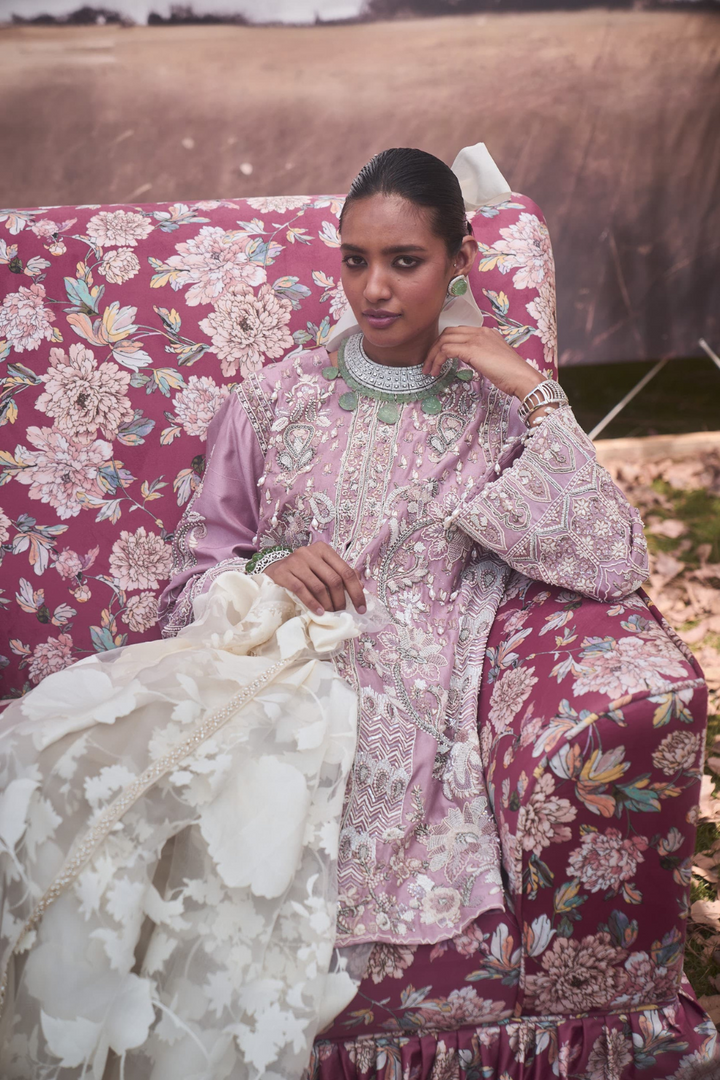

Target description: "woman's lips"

left=363, top=312, right=401, bottom=330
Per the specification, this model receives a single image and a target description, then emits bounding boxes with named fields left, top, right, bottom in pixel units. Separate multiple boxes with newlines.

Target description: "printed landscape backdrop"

left=0, top=0, right=718, bottom=367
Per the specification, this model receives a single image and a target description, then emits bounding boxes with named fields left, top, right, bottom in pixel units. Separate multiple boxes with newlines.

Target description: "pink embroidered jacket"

left=158, top=345, right=649, bottom=947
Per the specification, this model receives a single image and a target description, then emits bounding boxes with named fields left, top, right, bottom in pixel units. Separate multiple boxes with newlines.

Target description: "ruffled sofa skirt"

left=311, top=910, right=718, bottom=1080
left=311, top=994, right=716, bottom=1080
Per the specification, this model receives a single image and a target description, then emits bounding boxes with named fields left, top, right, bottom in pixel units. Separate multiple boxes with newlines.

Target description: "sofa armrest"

left=479, top=573, right=708, bottom=1017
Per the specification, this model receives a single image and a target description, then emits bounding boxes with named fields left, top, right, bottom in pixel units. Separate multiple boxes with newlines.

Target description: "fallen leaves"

left=699, top=994, right=720, bottom=1024
left=699, top=775, right=720, bottom=824
left=648, top=518, right=689, bottom=539
left=609, top=447, right=720, bottom=1012
left=691, top=900, right=720, bottom=929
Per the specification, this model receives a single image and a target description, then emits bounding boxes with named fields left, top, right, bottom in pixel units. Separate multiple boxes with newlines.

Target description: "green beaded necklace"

left=321, top=335, right=473, bottom=425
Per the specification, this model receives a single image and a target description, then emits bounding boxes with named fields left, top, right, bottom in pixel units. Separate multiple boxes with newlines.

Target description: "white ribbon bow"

left=450, top=141, right=512, bottom=212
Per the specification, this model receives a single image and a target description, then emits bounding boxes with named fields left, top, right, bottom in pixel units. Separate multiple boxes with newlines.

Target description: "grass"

left=650, top=482, right=720, bottom=564
left=559, top=356, right=720, bottom=440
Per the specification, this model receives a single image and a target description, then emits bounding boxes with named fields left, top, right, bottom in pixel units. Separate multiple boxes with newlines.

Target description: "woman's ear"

left=454, top=234, right=478, bottom=276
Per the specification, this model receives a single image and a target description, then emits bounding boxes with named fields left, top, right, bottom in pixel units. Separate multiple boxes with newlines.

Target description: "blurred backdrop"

left=0, top=0, right=719, bottom=431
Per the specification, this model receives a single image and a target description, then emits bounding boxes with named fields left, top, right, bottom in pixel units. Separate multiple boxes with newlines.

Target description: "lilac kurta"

left=158, top=345, right=649, bottom=948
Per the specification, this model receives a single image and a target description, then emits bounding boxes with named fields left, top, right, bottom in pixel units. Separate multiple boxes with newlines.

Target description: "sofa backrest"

left=0, top=191, right=557, bottom=699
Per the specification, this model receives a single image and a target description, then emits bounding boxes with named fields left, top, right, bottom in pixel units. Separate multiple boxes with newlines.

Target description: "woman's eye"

left=395, top=257, right=419, bottom=269
left=342, top=256, right=364, bottom=268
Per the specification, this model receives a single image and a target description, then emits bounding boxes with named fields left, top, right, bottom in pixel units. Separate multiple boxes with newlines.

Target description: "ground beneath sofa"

left=608, top=443, right=720, bottom=1025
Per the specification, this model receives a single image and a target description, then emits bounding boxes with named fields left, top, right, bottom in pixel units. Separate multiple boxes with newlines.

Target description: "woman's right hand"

left=261, top=541, right=367, bottom=616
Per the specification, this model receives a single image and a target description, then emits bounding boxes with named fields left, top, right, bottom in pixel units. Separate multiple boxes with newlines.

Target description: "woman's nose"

left=363, top=267, right=392, bottom=304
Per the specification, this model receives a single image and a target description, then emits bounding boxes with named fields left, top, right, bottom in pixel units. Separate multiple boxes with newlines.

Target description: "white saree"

left=0, top=571, right=386, bottom=1079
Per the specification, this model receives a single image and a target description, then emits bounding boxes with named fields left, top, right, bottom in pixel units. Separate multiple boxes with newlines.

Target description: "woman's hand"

left=422, top=325, right=544, bottom=400
left=262, top=540, right=367, bottom=617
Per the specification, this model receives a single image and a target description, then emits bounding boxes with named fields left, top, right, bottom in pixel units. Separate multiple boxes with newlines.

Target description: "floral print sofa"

left=0, top=192, right=715, bottom=1079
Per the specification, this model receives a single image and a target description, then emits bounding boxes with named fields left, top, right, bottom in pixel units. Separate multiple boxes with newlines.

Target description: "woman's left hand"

left=422, top=325, right=544, bottom=400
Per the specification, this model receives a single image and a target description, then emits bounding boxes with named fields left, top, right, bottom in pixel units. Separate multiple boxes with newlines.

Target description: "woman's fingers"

left=304, top=548, right=348, bottom=612
left=284, top=572, right=328, bottom=616
left=316, top=545, right=367, bottom=612
left=422, top=329, right=471, bottom=377
left=264, top=542, right=366, bottom=615
left=266, top=559, right=330, bottom=615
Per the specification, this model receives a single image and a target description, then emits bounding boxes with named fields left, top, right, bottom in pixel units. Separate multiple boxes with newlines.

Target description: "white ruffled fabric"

left=0, top=571, right=387, bottom=1079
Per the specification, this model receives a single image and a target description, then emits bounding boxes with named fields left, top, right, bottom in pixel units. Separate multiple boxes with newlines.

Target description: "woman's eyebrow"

left=340, top=243, right=428, bottom=254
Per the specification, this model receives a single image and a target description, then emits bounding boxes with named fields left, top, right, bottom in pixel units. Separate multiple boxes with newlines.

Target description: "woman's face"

left=339, top=193, right=475, bottom=360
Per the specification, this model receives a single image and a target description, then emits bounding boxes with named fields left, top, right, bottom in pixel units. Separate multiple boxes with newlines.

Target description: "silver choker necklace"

left=343, top=333, right=452, bottom=394
left=321, top=333, right=471, bottom=424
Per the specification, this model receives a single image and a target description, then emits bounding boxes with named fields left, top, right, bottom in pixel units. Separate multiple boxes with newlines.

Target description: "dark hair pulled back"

left=339, top=147, right=473, bottom=258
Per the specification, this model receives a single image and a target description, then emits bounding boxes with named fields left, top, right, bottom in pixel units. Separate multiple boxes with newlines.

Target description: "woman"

left=0, top=147, right=649, bottom=1079
left=158, top=144, right=649, bottom=939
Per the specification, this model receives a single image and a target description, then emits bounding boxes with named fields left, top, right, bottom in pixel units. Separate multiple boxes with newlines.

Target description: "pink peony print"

left=200, top=283, right=294, bottom=377
left=0, top=282, right=55, bottom=352
left=246, top=196, right=310, bottom=213
left=403, top=988, right=506, bottom=1033
left=517, top=772, right=577, bottom=856
left=652, top=730, right=702, bottom=776
left=54, top=548, right=83, bottom=579
left=347, top=1041, right=376, bottom=1073
left=172, top=375, right=230, bottom=439
left=0, top=506, right=10, bottom=545
left=488, top=665, right=538, bottom=733
left=448, top=918, right=486, bottom=958
left=109, top=527, right=172, bottom=591
left=526, top=278, right=557, bottom=368
left=327, top=279, right=349, bottom=321
left=28, top=632, right=75, bottom=685
left=619, top=950, right=678, bottom=1006
left=499, top=607, right=531, bottom=636
left=30, top=218, right=62, bottom=239
left=668, top=1051, right=718, bottom=1080
left=165, top=226, right=266, bottom=306
left=15, top=427, right=112, bottom=519
left=35, top=343, right=133, bottom=441
left=86, top=210, right=153, bottom=248
left=572, top=635, right=690, bottom=698
left=122, top=592, right=159, bottom=632
left=526, top=932, right=625, bottom=1014
left=566, top=828, right=647, bottom=894
left=365, top=942, right=416, bottom=984
left=492, top=212, right=553, bottom=291
left=97, top=248, right=141, bottom=284
left=585, top=1028, right=633, bottom=1080
left=425, top=1040, right=459, bottom=1080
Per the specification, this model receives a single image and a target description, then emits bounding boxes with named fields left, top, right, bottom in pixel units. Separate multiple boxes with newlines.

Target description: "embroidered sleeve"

left=233, top=370, right=274, bottom=455
left=452, top=403, right=649, bottom=601
left=157, top=392, right=267, bottom=637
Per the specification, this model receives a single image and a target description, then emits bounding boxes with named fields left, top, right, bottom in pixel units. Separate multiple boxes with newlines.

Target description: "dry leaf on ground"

left=649, top=518, right=689, bottom=539
left=699, top=995, right=720, bottom=1024
left=690, top=900, right=720, bottom=928
left=699, top=775, right=720, bottom=822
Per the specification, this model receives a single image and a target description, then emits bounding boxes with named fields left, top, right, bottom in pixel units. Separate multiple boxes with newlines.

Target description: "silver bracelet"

left=249, top=546, right=293, bottom=575
left=517, top=378, right=568, bottom=426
